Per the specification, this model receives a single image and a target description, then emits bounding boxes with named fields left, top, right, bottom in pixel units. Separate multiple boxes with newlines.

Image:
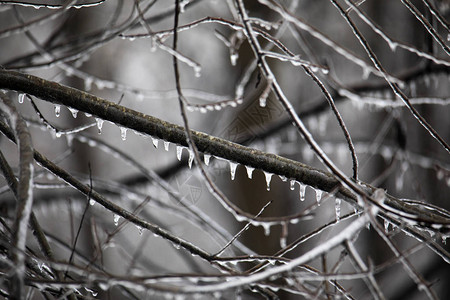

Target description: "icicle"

left=245, top=166, right=254, bottom=179
left=84, top=77, right=93, bottom=91
left=299, top=184, right=306, bottom=201
left=54, top=104, right=61, bottom=117
left=188, top=150, right=194, bottom=168
left=18, top=93, right=25, bottom=104
left=335, top=198, right=341, bottom=220
left=151, top=137, right=159, bottom=148
left=315, top=189, right=322, bottom=206
left=366, top=222, right=371, bottom=230
left=194, top=65, right=201, bottom=78
left=137, top=226, right=144, bottom=235
left=119, top=127, right=127, bottom=141
left=384, top=219, right=389, bottom=232
left=176, top=146, right=183, bottom=161
left=164, top=141, right=170, bottom=151
left=259, top=96, right=267, bottom=107
left=113, top=214, right=120, bottom=226
left=230, top=52, right=238, bottom=66
left=280, top=236, right=287, bottom=248
left=95, top=118, right=104, bottom=134
left=204, top=154, right=211, bottom=166
left=229, top=162, right=238, bottom=180
left=443, top=235, right=447, bottom=245
left=262, top=223, right=271, bottom=236
left=362, top=67, right=371, bottom=80
left=263, top=172, right=272, bottom=191
left=290, top=180, right=296, bottom=190
left=179, top=0, right=189, bottom=13
left=278, top=175, right=287, bottom=182
left=67, top=108, right=78, bottom=118
left=89, top=199, right=95, bottom=206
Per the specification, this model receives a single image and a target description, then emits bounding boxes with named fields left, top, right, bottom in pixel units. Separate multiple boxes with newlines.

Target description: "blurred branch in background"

left=0, top=0, right=449, bottom=299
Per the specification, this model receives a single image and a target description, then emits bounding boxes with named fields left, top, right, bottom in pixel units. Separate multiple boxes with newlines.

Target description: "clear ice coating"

left=120, top=127, right=127, bottom=141
left=95, top=118, right=104, bottom=134
left=384, top=219, right=389, bottom=232
left=164, top=141, right=170, bottom=151
left=229, top=162, right=238, bottom=180
left=299, top=184, right=306, bottom=201
left=54, top=104, right=61, bottom=117
left=176, top=146, right=183, bottom=161
left=245, top=166, right=254, bottom=179
left=204, top=154, right=211, bottom=166
left=263, top=171, right=272, bottom=191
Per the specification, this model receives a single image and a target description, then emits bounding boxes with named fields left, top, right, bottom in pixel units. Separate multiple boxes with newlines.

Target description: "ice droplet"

left=164, top=141, right=170, bottom=151
left=113, top=214, right=120, bottom=226
left=176, top=146, right=183, bottom=161
left=315, top=189, right=322, bottom=206
left=89, top=199, right=95, bottom=206
left=151, top=137, right=159, bottom=148
left=54, top=104, right=61, bottom=117
left=229, top=162, right=238, bottom=180
left=55, top=131, right=62, bottom=138
left=264, top=172, right=272, bottom=191
left=66, top=108, right=77, bottom=118
left=443, top=235, right=447, bottom=245
left=290, top=180, right=296, bottom=190
left=18, top=93, right=25, bottom=104
left=335, top=198, right=341, bottom=220
left=204, top=154, right=211, bottom=166
left=245, top=166, right=254, bottom=179
left=384, top=219, right=389, bottom=232
left=280, top=236, right=287, bottom=248
left=299, top=184, right=306, bottom=201
left=120, top=127, right=127, bottom=141
left=188, top=150, right=194, bottom=169
left=95, top=118, right=104, bottom=134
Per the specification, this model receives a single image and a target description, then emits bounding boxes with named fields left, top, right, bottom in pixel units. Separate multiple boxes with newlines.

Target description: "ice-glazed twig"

left=0, top=92, right=34, bottom=299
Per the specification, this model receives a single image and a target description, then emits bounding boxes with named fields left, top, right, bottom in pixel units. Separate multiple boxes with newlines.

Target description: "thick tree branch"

left=0, top=69, right=449, bottom=231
